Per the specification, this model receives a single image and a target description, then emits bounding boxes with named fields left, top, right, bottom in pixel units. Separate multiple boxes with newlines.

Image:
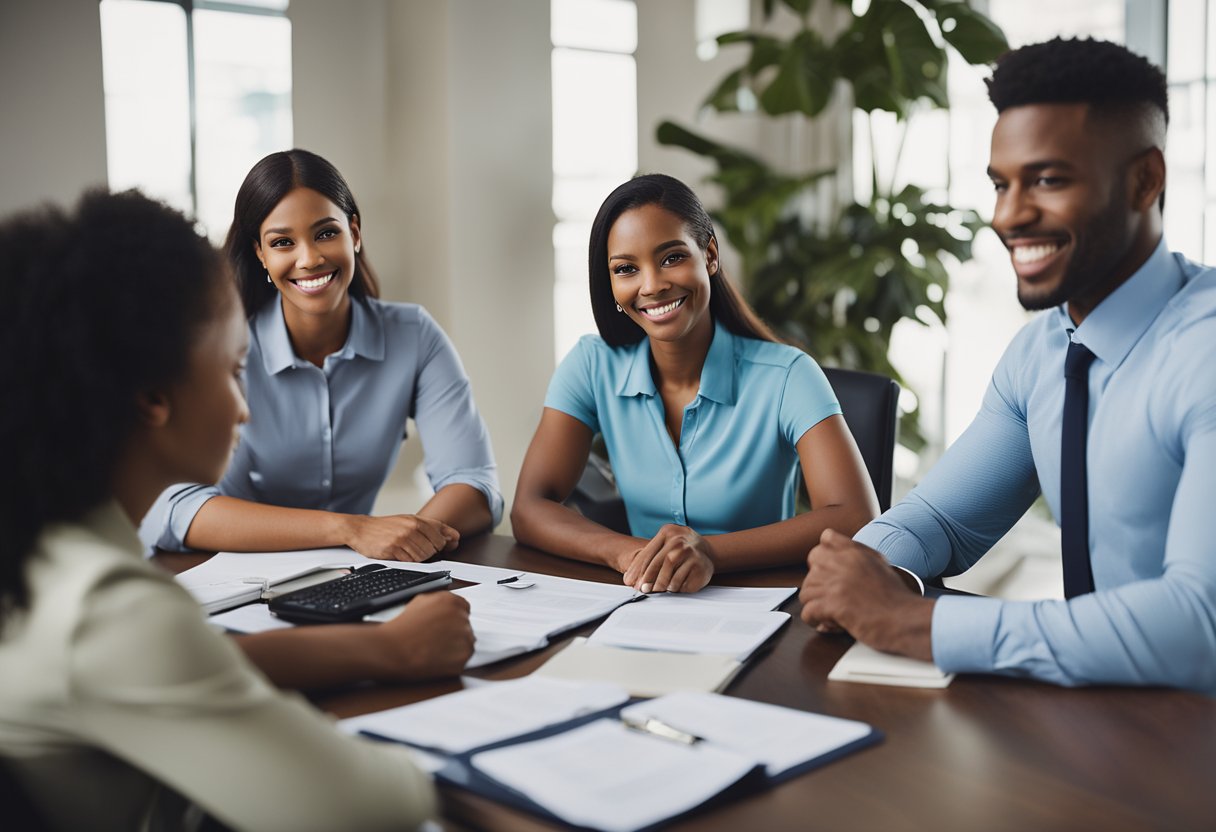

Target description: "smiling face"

left=988, top=102, right=1148, bottom=316
left=606, top=203, right=717, bottom=344
left=254, top=186, right=362, bottom=323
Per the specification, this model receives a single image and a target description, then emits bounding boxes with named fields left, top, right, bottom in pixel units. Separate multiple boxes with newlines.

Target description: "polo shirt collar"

left=1058, top=237, right=1181, bottom=369
left=615, top=318, right=737, bottom=404
left=256, top=295, right=385, bottom=375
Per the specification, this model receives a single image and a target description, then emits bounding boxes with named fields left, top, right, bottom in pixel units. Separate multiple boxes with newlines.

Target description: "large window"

left=99, top=0, right=292, bottom=240
left=551, top=0, right=638, bottom=363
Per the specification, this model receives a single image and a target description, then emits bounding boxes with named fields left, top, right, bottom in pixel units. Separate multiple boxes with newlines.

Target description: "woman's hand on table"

left=620, top=525, right=716, bottom=594
left=377, top=591, right=474, bottom=680
left=342, top=514, right=459, bottom=561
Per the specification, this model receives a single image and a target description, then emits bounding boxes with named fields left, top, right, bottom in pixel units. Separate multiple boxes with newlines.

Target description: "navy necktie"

left=1060, top=340, right=1097, bottom=599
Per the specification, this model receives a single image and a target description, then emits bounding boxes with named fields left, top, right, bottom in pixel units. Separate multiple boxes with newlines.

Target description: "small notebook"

left=828, top=641, right=955, bottom=688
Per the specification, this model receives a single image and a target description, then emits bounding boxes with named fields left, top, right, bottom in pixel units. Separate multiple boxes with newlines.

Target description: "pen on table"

left=621, top=714, right=702, bottom=745
left=497, top=575, right=521, bottom=584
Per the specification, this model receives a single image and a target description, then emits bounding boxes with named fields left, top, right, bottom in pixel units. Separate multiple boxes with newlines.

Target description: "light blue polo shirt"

left=545, top=320, right=841, bottom=538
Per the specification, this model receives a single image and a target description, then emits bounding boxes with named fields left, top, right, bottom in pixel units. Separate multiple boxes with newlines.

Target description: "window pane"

left=1169, top=0, right=1206, bottom=82
left=552, top=0, right=637, bottom=53
left=552, top=48, right=637, bottom=179
left=201, top=0, right=290, bottom=10
left=100, top=0, right=193, bottom=215
left=193, top=8, right=293, bottom=241
left=554, top=221, right=598, bottom=363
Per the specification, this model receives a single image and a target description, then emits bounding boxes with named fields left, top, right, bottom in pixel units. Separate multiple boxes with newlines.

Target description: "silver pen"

left=620, top=714, right=702, bottom=745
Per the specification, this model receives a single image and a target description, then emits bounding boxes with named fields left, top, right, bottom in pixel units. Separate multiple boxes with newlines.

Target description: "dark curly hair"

left=987, top=37, right=1168, bottom=121
left=588, top=173, right=777, bottom=347
left=225, top=149, right=379, bottom=317
left=0, top=190, right=227, bottom=626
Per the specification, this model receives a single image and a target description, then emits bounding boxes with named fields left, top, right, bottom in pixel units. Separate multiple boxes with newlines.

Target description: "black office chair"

left=566, top=366, right=900, bottom=525
left=0, top=761, right=52, bottom=832
left=821, top=367, right=900, bottom=512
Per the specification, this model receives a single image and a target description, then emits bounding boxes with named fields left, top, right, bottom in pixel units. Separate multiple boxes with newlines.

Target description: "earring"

left=355, top=244, right=361, bottom=254
left=265, top=271, right=272, bottom=285
left=616, top=303, right=624, bottom=313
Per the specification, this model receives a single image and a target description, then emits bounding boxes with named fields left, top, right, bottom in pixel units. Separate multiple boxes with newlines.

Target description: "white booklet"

left=588, top=600, right=789, bottom=661
left=533, top=636, right=742, bottom=698
left=828, top=641, right=955, bottom=688
left=175, top=548, right=362, bottom=613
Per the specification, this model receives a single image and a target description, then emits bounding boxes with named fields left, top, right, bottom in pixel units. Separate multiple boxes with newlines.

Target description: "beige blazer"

left=0, top=502, right=435, bottom=831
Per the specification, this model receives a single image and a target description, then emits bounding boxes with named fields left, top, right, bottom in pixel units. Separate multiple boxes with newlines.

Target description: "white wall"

left=0, top=0, right=108, bottom=218
left=290, top=0, right=554, bottom=527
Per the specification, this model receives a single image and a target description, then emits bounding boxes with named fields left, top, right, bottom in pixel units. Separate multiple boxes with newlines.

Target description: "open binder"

left=350, top=684, right=881, bottom=832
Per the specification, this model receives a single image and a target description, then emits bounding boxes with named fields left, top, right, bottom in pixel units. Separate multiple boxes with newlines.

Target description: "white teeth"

left=295, top=271, right=334, bottom=289
left=639, top=297, right=686, bottom=318
left=1012, top=243, right=1062, bottom=264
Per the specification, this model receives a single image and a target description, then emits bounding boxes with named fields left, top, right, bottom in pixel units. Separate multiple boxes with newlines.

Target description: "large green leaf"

left=758, top=29, right=835, bottom=116
left=835, top=0, right=949, bottom=114
left=932, top=2, right=1009, bottom=64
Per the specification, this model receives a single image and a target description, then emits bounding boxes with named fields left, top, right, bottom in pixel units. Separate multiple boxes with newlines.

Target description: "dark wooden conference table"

left=158, top=534, right=1216, bottom=832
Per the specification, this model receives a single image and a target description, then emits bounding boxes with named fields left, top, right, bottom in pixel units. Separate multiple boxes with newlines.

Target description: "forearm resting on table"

left=183, top=496, right=354, bottom=552
left=511, top=494, right=645, bottom=571
left=416, top=482, right=493, bottom=537
left=707, top=503, right=875, bottom=571
left=235, top=626, right=399, bottom=689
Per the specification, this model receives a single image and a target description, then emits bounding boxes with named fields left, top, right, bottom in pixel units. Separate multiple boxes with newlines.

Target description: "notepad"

left=827, top=641, right=955, bottom=688
left=588, top=600, right=789, bottom=661
left=533, top=636, right=743, bottom=697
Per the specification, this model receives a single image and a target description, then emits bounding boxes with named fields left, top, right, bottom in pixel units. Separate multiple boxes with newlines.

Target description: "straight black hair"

left=225, top=149, right=380, bottom=316
left=588, top=174, right=778, bottom=347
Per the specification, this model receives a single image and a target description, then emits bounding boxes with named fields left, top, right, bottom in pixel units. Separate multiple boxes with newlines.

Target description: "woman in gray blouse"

left=142, top=149, right=502, bottom=562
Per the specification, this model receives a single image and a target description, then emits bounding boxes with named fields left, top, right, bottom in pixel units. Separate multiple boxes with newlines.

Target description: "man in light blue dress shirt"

left=799, top=38, right=1216, bottom=693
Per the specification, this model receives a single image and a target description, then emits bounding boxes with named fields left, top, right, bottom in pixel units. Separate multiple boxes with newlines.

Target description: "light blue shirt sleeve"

left=411, top=309, right=503, bottom=525
left=778, top=352, right=842, bottom=445
left=860, top=314, right=1216, bottom=694
left=854, top=341, right=1041, bottom=578
left=544, top=337, right=601, bottom=434
left=139, top=299, right=502, bottom=552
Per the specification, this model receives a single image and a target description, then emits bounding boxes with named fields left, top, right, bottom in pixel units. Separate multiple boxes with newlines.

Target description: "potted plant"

left=657, top=0, right=1008, bottom=449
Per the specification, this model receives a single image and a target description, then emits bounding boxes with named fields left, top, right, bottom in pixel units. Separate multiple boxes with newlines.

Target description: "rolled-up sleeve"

left=412, top=310, right=503, bottom=526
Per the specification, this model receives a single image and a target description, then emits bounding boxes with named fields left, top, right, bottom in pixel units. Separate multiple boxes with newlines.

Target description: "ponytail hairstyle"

left=587, top=173, right=778, bottom=346
left=224, top=149, right=380, bottom=316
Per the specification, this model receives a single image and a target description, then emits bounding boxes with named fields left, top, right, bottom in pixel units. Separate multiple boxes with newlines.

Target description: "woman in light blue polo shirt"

left=513, top=174, right=878, bottom=593
left=141, top=150, right=501, bottom=560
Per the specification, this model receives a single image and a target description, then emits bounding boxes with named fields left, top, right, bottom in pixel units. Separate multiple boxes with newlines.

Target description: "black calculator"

left=268, top=563, right=452, bottom=624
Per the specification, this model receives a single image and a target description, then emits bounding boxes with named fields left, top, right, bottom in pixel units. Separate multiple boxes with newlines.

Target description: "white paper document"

left=828, top=641, right=955, bottom=688
left=470, top=718, right=757, bottom=832
left=588, top=601, right=789, bottom=661
left=176, top=548, right=368, bottom=613
left=638, top=585, right=796, bottom=612
left=620, top=692, right=873, bottom=777
left=534, top=637, right=742, bottom=698
left=208, top=602, right=295, bottom=633
left=340, top=676, right=629, bottom=755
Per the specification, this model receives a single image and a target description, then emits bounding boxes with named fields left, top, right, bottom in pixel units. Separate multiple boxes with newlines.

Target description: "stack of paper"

left=827, top=642, right=955, bottom=688
left=369, top=573, right=640, bottom=668
left=533, top=637, right=742, bottom=697
left=587, top=600, right=789, bottom=661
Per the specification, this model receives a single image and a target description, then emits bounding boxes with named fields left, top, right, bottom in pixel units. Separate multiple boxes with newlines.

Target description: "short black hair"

left=986, top=37, right=1168, bottom=124
left=0, top=190, right=227, bottom=626
left=588, top=173, right=778, bottom=347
